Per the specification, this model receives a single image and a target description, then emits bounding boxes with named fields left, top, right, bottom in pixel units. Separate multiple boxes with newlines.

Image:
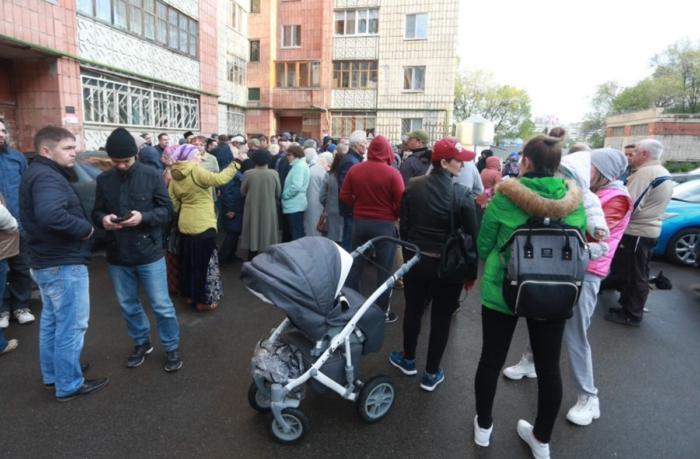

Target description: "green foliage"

left=664, top=161, right=700, bottom=173
left=454, top=70, right=534, bottom=144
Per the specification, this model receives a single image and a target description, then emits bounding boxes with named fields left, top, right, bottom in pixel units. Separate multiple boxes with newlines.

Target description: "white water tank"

left=457, top=115, right=495, bottom=146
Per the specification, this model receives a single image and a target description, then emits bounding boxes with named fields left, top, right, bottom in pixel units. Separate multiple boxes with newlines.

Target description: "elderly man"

left=602, top=139, right=673, bottom=326
left=337, top=130, right=368, bottom=251
left=399, top=129, right=431, bottom=185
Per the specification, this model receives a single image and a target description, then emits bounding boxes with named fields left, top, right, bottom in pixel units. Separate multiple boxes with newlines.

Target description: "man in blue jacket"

left=92, top=128, right=181, bottom=372
left=20, top=126, right=108, bottom=402
left=0, top=119, right=34, bottom=329
left=337, top=130, right=367, bottom=251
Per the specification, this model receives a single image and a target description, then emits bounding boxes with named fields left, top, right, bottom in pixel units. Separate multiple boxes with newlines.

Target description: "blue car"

left=654, top=179, right=700, bottom=265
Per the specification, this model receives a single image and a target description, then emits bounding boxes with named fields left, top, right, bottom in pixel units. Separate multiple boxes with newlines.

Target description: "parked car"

left=68, top=150, right=113, bottom=216
left=654, top=179, right=700, bottom=265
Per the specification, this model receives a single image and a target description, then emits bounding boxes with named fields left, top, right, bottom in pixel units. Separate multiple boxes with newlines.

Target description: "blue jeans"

left=32, top=265, right=90, bottom=397
left=108, top=258, right=180, bottom=351
left=286, top=212, right=305, bottom=241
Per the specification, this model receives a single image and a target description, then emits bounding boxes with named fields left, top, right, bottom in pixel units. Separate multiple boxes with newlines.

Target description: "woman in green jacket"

left=473, top=136, right=586, bottom=459
left=281, top=145, right=310, bottom=240
left=169, top=143, right=239, bottom=311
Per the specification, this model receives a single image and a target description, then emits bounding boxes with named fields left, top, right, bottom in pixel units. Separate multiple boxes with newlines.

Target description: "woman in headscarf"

left=168, top=143, right=239, bottom=311
left=319, top=151, right=345, bottom=244
left=240, top=150, right=281, bottom=259
left=304, top=152, right=333, bottom=237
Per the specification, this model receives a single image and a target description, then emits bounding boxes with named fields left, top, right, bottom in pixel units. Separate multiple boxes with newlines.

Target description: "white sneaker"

left=473, top=415, right=493, bottom=447
left=0, top=312, right=9, bottom=328
left=1, top=338, right=18, bottom=355
left=503, top=354, right=537, bottom=380
left=566, top=394, right=600, bottom=426
left=517, top=419, right=550, bottom=459
left=13, top=308, right=35, bottom=325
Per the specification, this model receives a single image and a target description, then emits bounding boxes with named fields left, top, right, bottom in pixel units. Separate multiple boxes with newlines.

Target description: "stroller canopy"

left=241, top=236, right=353, bottom=319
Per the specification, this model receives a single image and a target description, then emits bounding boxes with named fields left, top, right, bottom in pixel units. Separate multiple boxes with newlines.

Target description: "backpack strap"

left=633, top=175, right=672, bottom=211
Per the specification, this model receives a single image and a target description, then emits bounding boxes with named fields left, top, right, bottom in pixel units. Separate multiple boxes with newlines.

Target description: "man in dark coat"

left=399, top=129, right=431, bottom=186
left=337, top=130, right=367, bottom=250
left=92, top=128, right=181, bottom=372
left=20, top=126, right=109, bottom=402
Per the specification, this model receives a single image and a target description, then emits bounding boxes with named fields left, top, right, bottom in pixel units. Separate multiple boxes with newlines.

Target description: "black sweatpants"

left=601, top=234, right=656, bottom=321
left=402, top=256, right=462, bottom=374
left=474, top=307, right=566, bottom=444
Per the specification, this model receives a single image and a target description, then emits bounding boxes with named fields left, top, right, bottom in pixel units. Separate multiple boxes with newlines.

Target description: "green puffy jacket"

left=478, top=176, right=586, bottom=315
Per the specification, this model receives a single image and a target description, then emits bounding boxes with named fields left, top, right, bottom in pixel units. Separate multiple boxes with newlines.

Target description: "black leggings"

left=402, top=256, right=462, bottom=374
left=474, top=307, right=566, bottom=443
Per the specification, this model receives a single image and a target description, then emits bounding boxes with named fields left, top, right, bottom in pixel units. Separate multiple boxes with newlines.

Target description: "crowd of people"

left=0, top=116, right=675, bottom=457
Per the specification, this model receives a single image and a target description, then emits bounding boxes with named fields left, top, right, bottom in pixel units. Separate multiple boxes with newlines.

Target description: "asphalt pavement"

left=1, top=254, right=699, bottom=458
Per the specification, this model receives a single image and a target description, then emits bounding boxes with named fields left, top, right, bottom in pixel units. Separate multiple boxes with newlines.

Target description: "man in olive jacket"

left=93, top=128, right=182, bottom=372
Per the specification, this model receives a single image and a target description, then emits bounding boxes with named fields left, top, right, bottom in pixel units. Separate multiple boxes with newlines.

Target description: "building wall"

left=217, top=0, right=249, bottom=135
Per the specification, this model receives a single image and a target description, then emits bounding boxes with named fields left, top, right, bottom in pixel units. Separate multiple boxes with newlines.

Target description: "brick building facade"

left=606, top=108, right=700, bottom=162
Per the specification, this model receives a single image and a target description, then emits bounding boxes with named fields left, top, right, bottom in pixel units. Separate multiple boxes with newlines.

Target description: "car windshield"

left=672, top=179, right=700, bottom=203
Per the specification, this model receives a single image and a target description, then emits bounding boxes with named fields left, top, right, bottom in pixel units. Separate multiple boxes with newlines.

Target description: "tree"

left=651, top=40, right=700, bottom=113
left=454, top=70, right=534, bottom=143
left=581, top=81, right=621, bottom=147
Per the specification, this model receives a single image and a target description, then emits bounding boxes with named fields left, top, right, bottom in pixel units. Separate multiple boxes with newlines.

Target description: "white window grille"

left=281, top=25, right=301, bottom=48
left=82, top=72, right=199, bottom=130
left=335, top=9, right=379, bottom=36
left=332, top=112, right=376, bottom=138
left=401, top=118, right=423, bottom=134
left=403, top=66, right=425, bottom=91
left=226, top=106, right=245, bottom=135
left=227, top=56, right=247, bottom=85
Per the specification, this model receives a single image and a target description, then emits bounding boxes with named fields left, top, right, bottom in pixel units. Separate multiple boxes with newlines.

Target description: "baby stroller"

left=241, top=236, right=421, bottom=444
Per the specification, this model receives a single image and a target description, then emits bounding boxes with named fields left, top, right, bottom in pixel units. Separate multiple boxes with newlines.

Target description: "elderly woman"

left=169, top=143, right=238, bottom=311
left=240, top=150, right=281, bottom=259
left=281, top=145, right=310, bottom=241
left=389, top=138, right=479, bottom=391
left=304, top=151, right=333, bottom=237
left=319, top=151, right=345, bottom=244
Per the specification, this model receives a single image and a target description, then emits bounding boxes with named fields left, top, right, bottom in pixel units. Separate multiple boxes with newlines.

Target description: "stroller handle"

left=350, top=236, right=421, bottom=259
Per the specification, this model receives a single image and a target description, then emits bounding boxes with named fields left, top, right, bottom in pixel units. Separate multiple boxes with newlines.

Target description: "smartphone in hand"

left=112, top=212, right=134, bottom=223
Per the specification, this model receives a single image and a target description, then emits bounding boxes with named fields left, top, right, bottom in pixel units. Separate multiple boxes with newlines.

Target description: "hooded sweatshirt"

left=339, top=135, right=405, bottom=221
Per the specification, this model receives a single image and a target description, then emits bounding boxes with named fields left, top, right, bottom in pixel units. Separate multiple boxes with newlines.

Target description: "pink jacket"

left=587, top=186, right=632, bottom=277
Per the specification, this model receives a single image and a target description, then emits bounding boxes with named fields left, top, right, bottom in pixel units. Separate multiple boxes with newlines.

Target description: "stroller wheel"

left=270, top=408, right=309, bottom=444
left=357, top=375, right=395, bottom=423
left=248, top=382, right=271, bottom=413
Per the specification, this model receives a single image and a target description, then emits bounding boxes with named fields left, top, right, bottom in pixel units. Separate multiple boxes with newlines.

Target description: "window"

left=333, top=61, right=377, bottom=89
left=281, top=25, right=301, bottom=47
left=405, top=13, right=428, bottom=39
left=610, top=126, right=624, bottom=137
left=402, top=118, right=423, bottom=134
left=228, top=1, right=244, bottom=31
left=226, top=106, right=245, bottom=134
left=631, top=124, right=648, bottom=136
left=275, top=61, right=320, bottom=88
left=334, top=9, right=379, bottom=35
left=81, top=72, right=199, bottom=130
left=226, top=56, right=247, bottom=85
left=403, top=66, right=425, bottom=91
left=248, top=88, right=261, bottom=101
left=332, top=112, right=376, bottom=138
left=77, top=1, right=199, bottom=58
left=251, top=0, right=260, bottom=14
left=250, top=40, right=260, bottom=62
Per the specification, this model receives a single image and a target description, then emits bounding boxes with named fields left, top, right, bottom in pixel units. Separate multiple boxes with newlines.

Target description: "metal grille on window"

left=82, top=72, right=199, bottom=130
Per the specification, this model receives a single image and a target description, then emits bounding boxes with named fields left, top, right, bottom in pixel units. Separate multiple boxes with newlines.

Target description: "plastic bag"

left=251, top=339, right=305, bottom=394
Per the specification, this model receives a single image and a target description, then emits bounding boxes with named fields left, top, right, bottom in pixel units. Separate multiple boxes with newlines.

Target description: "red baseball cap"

left=432, top=138, right=476, bottom=162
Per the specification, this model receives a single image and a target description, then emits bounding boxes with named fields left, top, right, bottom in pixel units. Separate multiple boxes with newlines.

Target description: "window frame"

left=77, top=0, right=199, bottom=59
left=250, top=0, right=261, bottom=14
left=248, top=87, right=261, bottom=101
left=405, top=13, right=428, bottom=40
left=401, top=118, right=423, bottom=134
left=334, top=8, right=379, bottom=36
left=403, top=66, right=426, bottom=92
left=332, top=61, right=378, bottom=89
left=281, top=24, right=301, bottom=48
left=331, top=112, right=376, bottom=138
left=275, top=61, right=321, bottom=89
left=249, top=39, right=260, bottom=62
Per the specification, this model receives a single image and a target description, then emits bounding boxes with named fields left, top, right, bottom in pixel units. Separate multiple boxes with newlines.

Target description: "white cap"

left=231, top=136, right=245, bottom=143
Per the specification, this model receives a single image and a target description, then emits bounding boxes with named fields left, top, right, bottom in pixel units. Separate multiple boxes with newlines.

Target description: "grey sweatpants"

left=521, top=273, right=602, bottom=397
left=563, top=273, right=602, bottom=397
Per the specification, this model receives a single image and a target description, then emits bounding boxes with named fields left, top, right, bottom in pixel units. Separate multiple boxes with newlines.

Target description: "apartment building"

left=246, top=0, right=459, bottom=144
left=0, top=0, right=249, bottom=151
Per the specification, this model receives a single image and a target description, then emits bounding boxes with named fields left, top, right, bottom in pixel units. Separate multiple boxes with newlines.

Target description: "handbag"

left=167, top=213, right=182, bottom=256
left=437, top=185, right=478, bottom=283
left=316, top=212, right=329, bottom=234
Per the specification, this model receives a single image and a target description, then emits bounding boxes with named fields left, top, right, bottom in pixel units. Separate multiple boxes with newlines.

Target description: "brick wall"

left=198, top=0, right=219, bottom=134
left=0, top=0, right=78, bottom=55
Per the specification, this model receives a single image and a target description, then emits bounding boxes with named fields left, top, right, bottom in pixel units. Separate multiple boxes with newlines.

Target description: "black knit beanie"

left=105, top=127, right=137, bottom=158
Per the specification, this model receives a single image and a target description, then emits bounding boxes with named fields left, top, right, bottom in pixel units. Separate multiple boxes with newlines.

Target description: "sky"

left=457, top=0, right=700, bottom=124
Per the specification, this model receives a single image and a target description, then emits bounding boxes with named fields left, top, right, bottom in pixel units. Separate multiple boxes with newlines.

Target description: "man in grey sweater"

left=602, top=139, right=673, bottom=326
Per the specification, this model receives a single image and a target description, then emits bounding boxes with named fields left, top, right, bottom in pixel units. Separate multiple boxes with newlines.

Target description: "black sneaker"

left=127, top=344, right=154, bottom=368
left=164, top=349, right=183, bottom=373
left=44, top=362, right=90, bottom=390
left=604, top=310, right=641, bottom=327
left=56, top=378, right=109, bottom=402
left=385, top=311, right=399, bottom=324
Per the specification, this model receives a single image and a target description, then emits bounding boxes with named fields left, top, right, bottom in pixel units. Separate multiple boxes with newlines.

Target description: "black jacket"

left=400, top=168, right=479, bottom=255
left=138, top=145, right=163, bottom=172
left=19, top=156, right=93, bottom=269
left=399, top=147, right=431, bottom=186
left=93, top=161, right=172, bottom=267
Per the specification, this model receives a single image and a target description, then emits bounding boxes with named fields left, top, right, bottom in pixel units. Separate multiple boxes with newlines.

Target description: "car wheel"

left=666, top=228, right=700, bottom=266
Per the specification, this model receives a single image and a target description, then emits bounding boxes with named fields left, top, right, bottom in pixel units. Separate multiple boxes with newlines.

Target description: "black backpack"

left=500, top=217, right=589, bottom=320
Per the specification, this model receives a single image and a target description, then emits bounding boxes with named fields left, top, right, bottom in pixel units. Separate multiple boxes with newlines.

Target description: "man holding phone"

left=93, top=127, right=182, bottom=372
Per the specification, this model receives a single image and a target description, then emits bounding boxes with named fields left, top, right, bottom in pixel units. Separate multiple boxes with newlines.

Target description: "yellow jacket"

left=169, top=160, right=239, bottom=235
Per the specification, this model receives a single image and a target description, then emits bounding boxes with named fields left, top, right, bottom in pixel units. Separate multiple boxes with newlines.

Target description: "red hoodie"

left=339, top=135, right=404, bottom=221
